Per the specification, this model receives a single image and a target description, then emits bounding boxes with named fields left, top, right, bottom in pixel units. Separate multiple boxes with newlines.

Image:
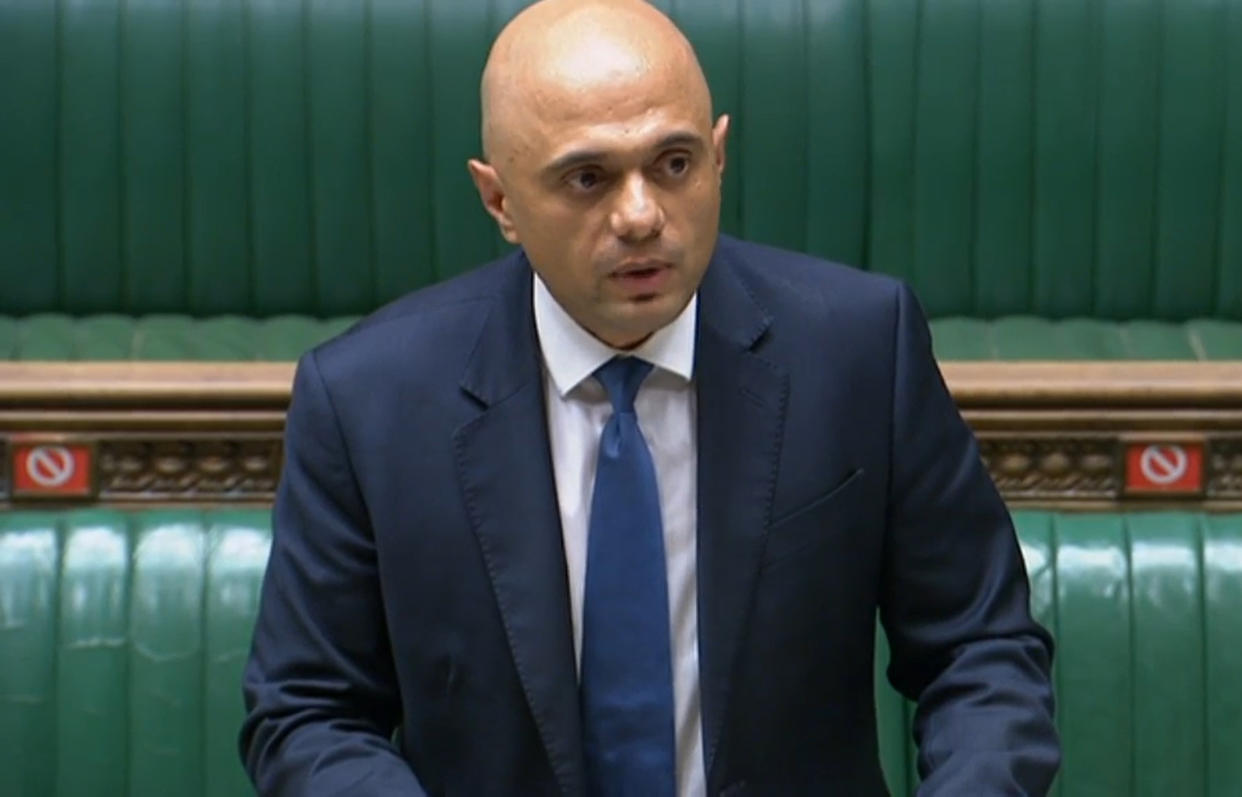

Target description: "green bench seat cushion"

left=931, top=317, right=1242, bottom=360
left=0, top=315, right=360, bottom=361
left=2, top=509, right=1240, bottom=795
left=1, top=314, right=1239, bottom=361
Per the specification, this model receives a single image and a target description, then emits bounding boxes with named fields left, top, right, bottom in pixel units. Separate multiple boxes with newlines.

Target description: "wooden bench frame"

left=1, top=362, right=1240, bottom=509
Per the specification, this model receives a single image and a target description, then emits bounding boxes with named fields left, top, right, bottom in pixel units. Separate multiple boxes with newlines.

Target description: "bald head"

left=480, top=0, right=712, bottom=164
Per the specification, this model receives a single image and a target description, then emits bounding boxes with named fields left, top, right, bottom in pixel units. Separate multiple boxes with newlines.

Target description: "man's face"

left=471, top=49, right=729, bottom=349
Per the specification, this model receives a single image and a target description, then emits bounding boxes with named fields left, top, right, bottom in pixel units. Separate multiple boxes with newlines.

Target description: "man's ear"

left=467, top=159, right=520, bottom=244
left=711, top=114, right=730, bottom=180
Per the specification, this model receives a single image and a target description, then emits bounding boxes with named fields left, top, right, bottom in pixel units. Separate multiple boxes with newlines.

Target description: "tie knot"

left=594, top=356, right=653, bottom=413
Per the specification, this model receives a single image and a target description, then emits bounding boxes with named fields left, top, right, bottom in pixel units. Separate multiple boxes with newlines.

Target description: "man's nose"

left=609, top=174, right=665, bottom=242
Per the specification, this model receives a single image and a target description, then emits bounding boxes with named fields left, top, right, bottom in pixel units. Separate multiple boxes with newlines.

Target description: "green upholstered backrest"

left=0, top=510, right=269, bottom=797
left=882, top=511, right=1242, bottom=795
left=3, top=0, right=1241, bottom=321
left=2, top=509, right=1240, bottom=795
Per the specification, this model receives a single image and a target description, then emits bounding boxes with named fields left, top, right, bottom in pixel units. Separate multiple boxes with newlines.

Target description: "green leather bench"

left=2, top=509, right=1239, bottom=795
left=2, top=315, right=1241, bottom=362
left=2, top=0, right=1240, bottom=361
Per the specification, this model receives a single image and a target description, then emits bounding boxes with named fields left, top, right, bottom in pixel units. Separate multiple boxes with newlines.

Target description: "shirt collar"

left=533, top=273, right=697, bottom=398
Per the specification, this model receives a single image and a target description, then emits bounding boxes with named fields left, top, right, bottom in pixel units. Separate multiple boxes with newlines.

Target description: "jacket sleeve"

left=879, top=283, right=1061, bottom=795
left=239, top=351, right=427, bottom=796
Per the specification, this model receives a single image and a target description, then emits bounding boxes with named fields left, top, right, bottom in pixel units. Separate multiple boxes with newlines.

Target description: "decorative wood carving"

left=96, top=437, right=283, bottom=500
left=2, top=362, right=1241, bottom=508
left=978, top=436, right=1119, bottom=500
left=1209, top=439, right=1242, bottom=499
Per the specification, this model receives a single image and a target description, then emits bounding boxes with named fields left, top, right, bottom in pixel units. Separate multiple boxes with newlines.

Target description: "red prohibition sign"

left=1126, top=442, right=1202, bottom=494
left=1138, top=445, right=1188, bottom=486
left=25, top=445, right=76, bottom=488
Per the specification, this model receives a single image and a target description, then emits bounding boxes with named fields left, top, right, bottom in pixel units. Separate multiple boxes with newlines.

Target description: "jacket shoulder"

left=716, top=236, right=905, bottom=330
left=306, top=250, right=526, bottom=388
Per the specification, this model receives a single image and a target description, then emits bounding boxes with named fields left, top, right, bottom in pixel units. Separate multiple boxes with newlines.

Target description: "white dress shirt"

left=533, top=275, right=705, bottom=797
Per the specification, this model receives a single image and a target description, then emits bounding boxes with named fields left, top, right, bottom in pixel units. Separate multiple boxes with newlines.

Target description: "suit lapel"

left=453, top=255, right=585, bottom=795
left=694, top=251, right=789, bottom=780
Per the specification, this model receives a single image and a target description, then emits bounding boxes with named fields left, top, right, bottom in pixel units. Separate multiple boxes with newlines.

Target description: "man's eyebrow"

left=651, top=130, right=705, bottom=153
left=542, top=130, right=706, bottom=175
left=543, top=148, right=609, bottom=175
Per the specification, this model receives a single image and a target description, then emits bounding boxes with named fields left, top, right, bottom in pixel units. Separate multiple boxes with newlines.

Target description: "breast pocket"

left=760, top=468, right=865, bottom=569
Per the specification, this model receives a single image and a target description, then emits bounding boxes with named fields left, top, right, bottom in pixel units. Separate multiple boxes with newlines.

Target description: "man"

left=240, top=0, right=1059, bottom=794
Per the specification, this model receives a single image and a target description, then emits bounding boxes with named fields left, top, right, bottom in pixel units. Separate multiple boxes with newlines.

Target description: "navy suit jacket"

left=241, top=236, right=1059, bottom=795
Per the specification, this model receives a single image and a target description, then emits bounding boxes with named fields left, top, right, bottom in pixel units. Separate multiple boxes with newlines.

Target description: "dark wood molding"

left=2, top=361, right=1240, bottom=508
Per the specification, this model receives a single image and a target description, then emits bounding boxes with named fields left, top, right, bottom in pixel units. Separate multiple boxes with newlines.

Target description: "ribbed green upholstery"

left=2, top=510, right=1240, bottom=795
left=0, top=510, right=270, bottom=797
left=2, top=0, right=1240, bottom=325
left=877, top=511, right=1242, bottom=796
left=2, top=314, right=1240, bottom=361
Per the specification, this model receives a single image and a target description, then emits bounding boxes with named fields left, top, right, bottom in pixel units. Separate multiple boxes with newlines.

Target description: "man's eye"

left=664, top=154, right=690, bottom=176
left=568, top=170, right=603, bottom=191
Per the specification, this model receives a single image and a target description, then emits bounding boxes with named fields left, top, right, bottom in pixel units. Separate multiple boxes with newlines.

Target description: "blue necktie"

left=580, top=356, right=676, bottom=797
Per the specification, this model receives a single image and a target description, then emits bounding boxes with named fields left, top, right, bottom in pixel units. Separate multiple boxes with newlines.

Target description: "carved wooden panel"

left=979, top=437, right=1119, bottom=500
left=96, top=437, right=283, bottom=500
left=1209, top=439, right=1242, bottom=499
left=2, top=362, right=1240, bottom=508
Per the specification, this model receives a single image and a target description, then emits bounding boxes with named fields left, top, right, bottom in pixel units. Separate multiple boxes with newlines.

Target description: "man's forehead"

left=535, top=29, right=657, bottom=90
left=515, top=31, right=703, bottom=114
left=534, top=70, right=702, bottom=122
left=480, top=0, right=712, bottom=164
left=491, top=63, right=707, bottom=165
left=539, top=120, right=706, bottom=173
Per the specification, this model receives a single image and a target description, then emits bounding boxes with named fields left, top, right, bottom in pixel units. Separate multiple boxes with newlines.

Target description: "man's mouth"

left=610, top=262, right=672, bottom=294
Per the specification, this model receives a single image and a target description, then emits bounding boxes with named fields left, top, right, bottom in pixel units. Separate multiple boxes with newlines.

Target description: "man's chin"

left=600, top=297, right=687, bottom=348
